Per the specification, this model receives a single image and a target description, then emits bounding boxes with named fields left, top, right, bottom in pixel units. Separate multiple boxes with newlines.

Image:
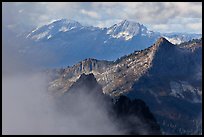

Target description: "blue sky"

left=3, top=2, right=202, bottom=34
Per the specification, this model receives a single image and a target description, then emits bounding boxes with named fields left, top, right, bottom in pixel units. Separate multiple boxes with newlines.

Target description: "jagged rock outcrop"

left=55, top=73, right=109, bottom=114
left=125, top=38, right=202, bottom=134
left=48, top=37, right=202, bottom=135
left=48, top=40, right=157, bottom=95
left=112, top=95, right=161, bottom=135
left=48, top=37, right=201, bottom=97
left=55, top=73, right=161, bottom=135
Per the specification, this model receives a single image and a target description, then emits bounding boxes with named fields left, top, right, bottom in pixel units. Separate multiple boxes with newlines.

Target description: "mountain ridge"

left=26, top=19, right=201, bottom=43
left=48, top=37, right=201, bottom=96
left=47, top=37, right=202, bottom=134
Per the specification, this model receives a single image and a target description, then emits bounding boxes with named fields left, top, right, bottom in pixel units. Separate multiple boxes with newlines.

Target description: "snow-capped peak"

left=107, top=20, right=153, bottom=40
left=26, top=18, right=82, bottom=41
left=51, top=18, right=82, bottom=31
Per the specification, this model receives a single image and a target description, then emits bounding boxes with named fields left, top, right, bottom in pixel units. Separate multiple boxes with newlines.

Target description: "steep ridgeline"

left=48, top=37, right=202, bottom=135
left=48, top=43, right=156, bottom=96
left=48, top=59, right=113, bottom=95
left=126, top=38, right=202, bottom=135
left=55, top=73, right=161, bottom=135
left=48, top=37, right=202, bottom=97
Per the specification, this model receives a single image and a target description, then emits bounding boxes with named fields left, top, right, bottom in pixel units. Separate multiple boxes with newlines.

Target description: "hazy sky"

left=3, top=2, right=202, bottom=33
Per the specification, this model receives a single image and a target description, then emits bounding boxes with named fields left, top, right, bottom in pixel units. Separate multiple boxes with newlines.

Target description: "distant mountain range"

left=12, top=19, right=201, bottom=68
left=47, top=37, right=202, bottom=135
left=26, top=19, right=201, bottom=44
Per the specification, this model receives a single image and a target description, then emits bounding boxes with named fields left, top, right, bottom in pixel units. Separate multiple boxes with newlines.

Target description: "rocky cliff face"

left=48, top=37, right=201, bottom=97
left=126, top=38, right=202, bottom=134
left=48, top=40, right=157, bottom=95
left=47, top=37, right=202, bottom=135
left=112, top=95, right=161, bottom=135
left=55, top=73, right=161, bottom=135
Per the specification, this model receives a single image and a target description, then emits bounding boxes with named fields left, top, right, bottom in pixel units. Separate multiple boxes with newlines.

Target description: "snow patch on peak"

left=48, top=25, right=54, bottom=29
left=31, top=31, right=49, bottom=41
left=59, top=26, right=69, bottom=32
left=26, top=27, right=41, bottom=38
left=26, top=18, right=83, bottom=41
left=52, top=18, right=79, bottom=24
left=107, top=20, right=152, bottom=40
left=113, top=31, right=134, bottom=40
left=164, top=36, right=182, bottom=44
left=47, top=35, right=52, bottom=39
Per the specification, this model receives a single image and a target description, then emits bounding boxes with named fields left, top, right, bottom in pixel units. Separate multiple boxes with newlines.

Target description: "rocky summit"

left=48, top=37, right=202, bottom=135
left=55, top=73, right=161, bottom=135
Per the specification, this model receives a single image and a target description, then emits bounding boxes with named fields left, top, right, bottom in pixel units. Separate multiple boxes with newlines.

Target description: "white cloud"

left=150, top=21, right=202, bottom=34
left=185, top=22, right=202, bottom=33
left=2, top=2, right=202, bottom=34
left=18, top=9, right=24, bottom=13
left=80, top=9, right=100, bottom=19
left=95, top=19, right=122, bottom=28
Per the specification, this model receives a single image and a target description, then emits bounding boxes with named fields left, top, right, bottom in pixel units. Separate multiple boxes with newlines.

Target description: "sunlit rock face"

left=48, top=38, right=202, bottom=135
